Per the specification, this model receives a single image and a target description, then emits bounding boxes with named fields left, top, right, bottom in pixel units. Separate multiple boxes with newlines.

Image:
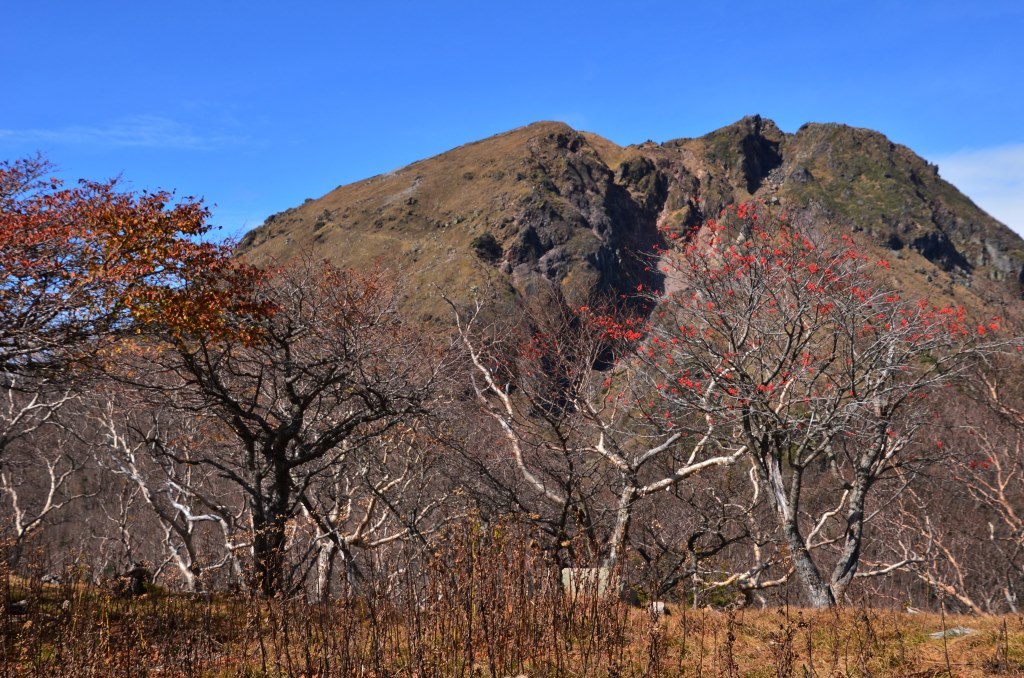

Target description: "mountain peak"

left=714, top=114, right=783, bottom=137
left=239, top=120, right=1024, bottom=323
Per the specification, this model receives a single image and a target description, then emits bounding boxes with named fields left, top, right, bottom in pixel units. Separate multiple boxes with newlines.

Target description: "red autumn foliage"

left=585, top=201, right=994, bottom=607
left=0, top=156, right=261, bottom=374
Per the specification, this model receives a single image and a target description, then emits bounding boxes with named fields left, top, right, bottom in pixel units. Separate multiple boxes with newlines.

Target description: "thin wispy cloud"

left=935, top=144, right=1024, bottom=237
left=0, top=115, right=245, bottom=150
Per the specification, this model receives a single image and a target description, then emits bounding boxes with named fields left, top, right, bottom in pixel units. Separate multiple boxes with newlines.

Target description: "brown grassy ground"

left=4, top=575, right=1024, bottom=677
left=5, top=524, right=1021, bottom=676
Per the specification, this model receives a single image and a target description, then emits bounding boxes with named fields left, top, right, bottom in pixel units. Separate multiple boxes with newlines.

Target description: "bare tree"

left=900, top=360, right=1024, bottom=614
left=0, top=423, right=93, bottom=563
left=297, top=420, right=454, bottom=598
left=132, top=258, right=451, bottom=594
left=451, top=291, right=742, bottom=573
left=94, top=400, right=248, bottom=591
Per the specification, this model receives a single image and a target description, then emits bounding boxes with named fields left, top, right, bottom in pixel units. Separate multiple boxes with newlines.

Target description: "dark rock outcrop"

left=238, top=118, right=1024, bottom=318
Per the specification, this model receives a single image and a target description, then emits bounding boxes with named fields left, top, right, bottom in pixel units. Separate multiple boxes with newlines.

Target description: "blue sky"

left=3, top=1, right=1023, bottom=237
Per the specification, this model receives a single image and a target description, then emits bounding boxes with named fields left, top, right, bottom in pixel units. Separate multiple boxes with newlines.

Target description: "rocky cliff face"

left=238, top=117, right=1024, bottom=320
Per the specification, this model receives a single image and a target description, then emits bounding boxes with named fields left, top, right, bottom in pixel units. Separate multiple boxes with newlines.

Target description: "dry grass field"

left=5, top=566, right=1024, bottom=676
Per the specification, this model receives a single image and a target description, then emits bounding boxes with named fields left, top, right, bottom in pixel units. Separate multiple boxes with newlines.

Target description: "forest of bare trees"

left=3, top=156, right=1024, bottom=618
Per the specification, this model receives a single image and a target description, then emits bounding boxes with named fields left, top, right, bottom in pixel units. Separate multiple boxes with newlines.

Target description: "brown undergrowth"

left=3, top=526, right=1024, bottom=676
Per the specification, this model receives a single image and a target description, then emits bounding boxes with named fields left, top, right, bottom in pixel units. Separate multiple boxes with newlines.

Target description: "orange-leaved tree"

left=0, top=156, right=262, bottom=566
left=0, top=155, right=254, bottom=378
left=0, top=156, right=258, bottom=472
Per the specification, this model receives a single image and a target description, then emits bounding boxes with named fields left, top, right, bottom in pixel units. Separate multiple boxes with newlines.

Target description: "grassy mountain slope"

left=238, top=117, right=1024, bottom=322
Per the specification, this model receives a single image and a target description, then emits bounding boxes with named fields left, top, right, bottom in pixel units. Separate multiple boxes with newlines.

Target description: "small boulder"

left=649, top=601, right=671, bottom=616
left=928, top=626, right=976, bottom=640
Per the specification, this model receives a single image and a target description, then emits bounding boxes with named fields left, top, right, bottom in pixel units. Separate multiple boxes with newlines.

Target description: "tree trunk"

left=604, top=484, right=635, bottom=569
left=783, top=522, right=835, bottom=608
left=251, top=501, right=289, bottom=595
left=316, top=542, right=338, bottom=600
left=760, top=450, right=836, bottom=607
left=169, top=546, right=199, bottom=592
left=828, top=475, right=870, bottom=602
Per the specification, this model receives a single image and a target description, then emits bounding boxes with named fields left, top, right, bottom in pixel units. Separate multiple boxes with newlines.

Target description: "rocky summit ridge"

left=238, top=117, right=1024, bottom=321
